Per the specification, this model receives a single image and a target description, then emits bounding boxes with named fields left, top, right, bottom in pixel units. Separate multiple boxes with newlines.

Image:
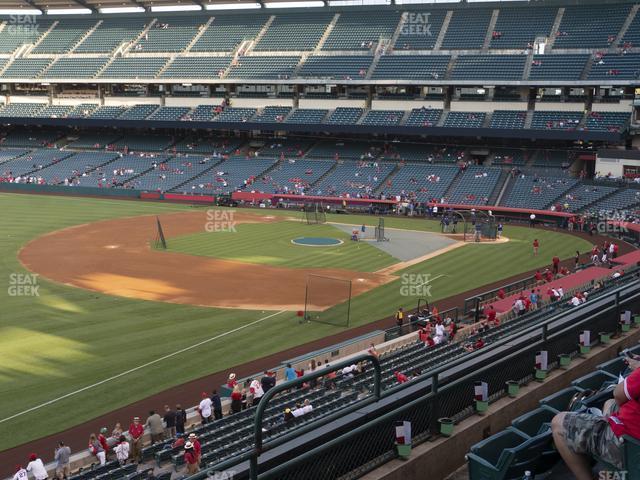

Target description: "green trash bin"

left=439, top=417, right=454, bottom=437
left=507, top=380, right=520, bottom=398
left=559, top=354, right=571, bottom=367
left=396, top=443, right=412, bottom=459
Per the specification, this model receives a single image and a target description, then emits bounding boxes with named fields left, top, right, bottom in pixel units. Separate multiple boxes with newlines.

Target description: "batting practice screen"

left=304, top=274, right=352, bottom=327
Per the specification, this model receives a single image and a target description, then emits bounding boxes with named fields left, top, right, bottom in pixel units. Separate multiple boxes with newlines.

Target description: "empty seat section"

left=0, top=149, right=71, bottom=177
left=42, top=57, right=108, bottom=79
left=66, top=133, right=121, bottom=149
left=75, top=18, right=148, bottom=53
left=298, top=56, right=372, bottom=79
left=254, top=106, right=291, bottom=123
left=66, top=104, right=99, bottom=118
left=0, top=103, right=46, bottom=117
left=322, top=11, right=400, bottom=50
left=394, top=10, right=447, bottom=50
left=127, top=155, right=216, bottom=192
left=0, top=58, right=52, bottom=79
left=554, top=5, right=630, bottom=48
left=160, top=57, right=231, bottom=79
left=112, top=134, right=173, bottom=152
left=528, top=54, right=589, bottom=81
left=191, top=14, right=268, bottom=52
left=255, top=159, right=335, bottom=194
left=213, top=108, right=257, bottom=123
left=181, top=156, right=277, bottom=194
left=555, top=184, right=619, bottom=212
left=284, top=109, right=328, bottom=124
left=585, top=112, right=630, bottom=132
left=89, top=106, right=127, bottom=119
left=501, top=175, right=578, bottom=209
left=118, top=104, right=159, bottom=120
left=0, top=19, right=53, bottom=53
left=255, top=13, right=333, bottom=51
left=442, top=111, right=486, bottom=128
left=148, top=107, right=191, bottom=121
left=491, top=148, right=527, bottom=166
left=324, top=107, right=363, bottom=125
left=226, top=56, right=300, bottom=79
left=451, top=55, right=525, bottom=81
left=360, top=110, right=404, bottom=126
left=99, top=57, right=169, bottom=79
left=32, top=19, right=97, bottom=54
left=372, top=55, right=449, bottom=80
left=588, top=54, right=640, bottom=81
left=447, top=166, right=501, bottom=205
left=312, top=161, right=395, bottom=197
left=386, top=164, right=458, bottom=202
left=441, top=8, right=493, bottom=49
left=531, top=111, right=582, bottom=130
left=490, top=110, right=526, bottom=129
left=404, top=108, right=442, bottom=127
left=135, top=17, right=204, bottom=52
left=32, top=152, right=120, bottom=185
left=36, top=105, right=73, bottom=118
left=588, top=188, right=640, bottom=215
left=490, top=7, right=557, bottom=48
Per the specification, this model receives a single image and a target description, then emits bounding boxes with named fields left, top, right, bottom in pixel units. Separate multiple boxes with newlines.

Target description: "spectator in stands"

left=175, top=404, right=187, bottom=435
left=249, top=378, right=264, bottom=406
left=230, top=385, right=243, bottom=414
left=529, top=290, right=538, bottom=310
left=13, top=465, right=27, bottom=480
left=198, top=392, right=213, bottom=424
left=89, top=433, right=106, bottom=466
left=226, top=373, right=237, bottom=390
left=145, top=410, right=164, bottom=444
left=114, top=436, right=130, bottom=466
left=552, top=355, right=640, bottom=479
left=261, top=371, right=276, bottom=393
left=110, top=423, right=123, bottom=445
left=128, top=417, right=144, bottom=463
left=211, top=390, right=223, bottom=420
left=163, top=405, right=176, bottom=439
left=188, top=433, right=201, bottom=464
left=26, top=454, right=48, bottom=480
left=395, top=371, right=408, bottom=384
left=98, top=428, right=109, bottom=456
left=184, top=442, right=199, bottom=474
left=395, top=307, right=404, bottom=333
left=284, top=408, right=294, bottom=422
left=285, top=363, right=297, bottom=382
left=367, top=343, right=379, bottom=359
left=552, top=255, right=561, bottom=275
left=54, top=442, right=70, bottom=480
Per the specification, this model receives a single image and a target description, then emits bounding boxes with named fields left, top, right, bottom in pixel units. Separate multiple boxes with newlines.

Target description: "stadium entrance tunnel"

left=291, top=237, right=344, bottom=247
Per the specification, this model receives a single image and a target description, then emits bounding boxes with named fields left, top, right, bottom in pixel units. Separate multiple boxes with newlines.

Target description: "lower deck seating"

left=446, top=166, right=501, bottom=205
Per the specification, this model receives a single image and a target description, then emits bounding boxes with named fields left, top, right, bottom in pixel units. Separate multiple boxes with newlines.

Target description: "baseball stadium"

left=1, top=0, right=640, bottom=479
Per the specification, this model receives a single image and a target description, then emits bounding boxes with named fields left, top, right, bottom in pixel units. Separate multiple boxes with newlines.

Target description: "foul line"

left=0, top=310, right=287, bottom=425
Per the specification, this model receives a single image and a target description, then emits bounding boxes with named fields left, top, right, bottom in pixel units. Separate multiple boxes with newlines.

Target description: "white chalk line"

left=0, top=309, right=287, bottom=424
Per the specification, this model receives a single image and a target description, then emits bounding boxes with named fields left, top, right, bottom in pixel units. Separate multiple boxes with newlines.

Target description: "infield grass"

left=0, top=193, right=592, bottom=454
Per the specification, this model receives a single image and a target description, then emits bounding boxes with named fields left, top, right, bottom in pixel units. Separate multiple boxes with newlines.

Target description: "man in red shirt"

left=544, top=269, right=554, bottom=283
left=128, top=417, right=144, bottom=463
left=552, top=355, right=640, bottom=478
left=552, top=255, right=560, bottom=274
left=188, top=433, right=202, bottom=463
left=534, top=270, right=543, bottom=283
left=533, top=239, right=539, bottom=256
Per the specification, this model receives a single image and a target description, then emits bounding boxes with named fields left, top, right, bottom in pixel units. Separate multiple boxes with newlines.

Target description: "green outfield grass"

left=164, top=221, right=397, bottom=271
left=0, top=193, right=592, bottom=452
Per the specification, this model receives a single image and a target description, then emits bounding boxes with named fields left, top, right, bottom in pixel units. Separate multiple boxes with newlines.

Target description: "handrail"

left=250, top=353, right=381, bottom=479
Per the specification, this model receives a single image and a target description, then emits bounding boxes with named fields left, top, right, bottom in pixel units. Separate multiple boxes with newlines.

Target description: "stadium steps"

left=94, top=55, right=118, bottom=78
left=156, top=56, right=177, bottom=78
left=28, top=21, right=59, bottom=53
left=522, top=48, right=535, bottom=80
left=612, top=4, right=640, bottom=52
left=69, top=20, right=103, bottom=54
left=524, top=110, right=534, bottom=129
left=115, top=157, right=175, bottom=188
left=576, top=187, right=621, bottom=213
left=184, top=17, right=215, bottom=53
left=487, top=168, right=509, bottom=206
left=433, top=10, right=453, bottom=51
left=169, top=157, right=229, bottom=193
left=315, top=13, right=340, bottom=52
left=246, top=15, right=276, bottom=54
left=365, top=52, right=382, bottom=80
left=389, top=13, right=407, bottom=50
left=399, top=110, right=412, bottom=125
left=308, top=160, right=339, bottom=190
left=122, top=18, right=158, bottom=55
left=482, top=112, right=493, bottom=128
left=373, top=163, right=401, bottom=195
left=580, top=55, right=595, bottom=80
left=292, top=53, right=310, bottom=77
left=546, top=7, right=565, bottom=51
left=442, top=167, right=465, bottom=200
left=481, top=9, right=500, bottom=52
left=436, top=109, right=449, bottom=127
left=496, top=173, right=515, bottom=206
left=444, top=55, right=457, bottom=80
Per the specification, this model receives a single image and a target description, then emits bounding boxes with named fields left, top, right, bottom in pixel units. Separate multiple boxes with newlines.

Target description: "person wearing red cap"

left=26, top=454, right=48, bottom=480
left=13, top=465, right=27, bottom=480
left=128, top=417, right=144, bottom=463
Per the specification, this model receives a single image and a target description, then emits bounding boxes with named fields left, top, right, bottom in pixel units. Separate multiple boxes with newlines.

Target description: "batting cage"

left=447, top=209, right=498, bottom=242
left=303, top=274, right=352, bottom=327
left=374, top=217, right=389, bottom=242
left=304, top=203, right=327, bottom=225
left=154, top=216, right=167, bottom=249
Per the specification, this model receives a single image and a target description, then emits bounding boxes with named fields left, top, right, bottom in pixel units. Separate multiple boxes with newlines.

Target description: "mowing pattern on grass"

left=0, top=194, right=592, bottom=455
left=165, top=222, right=396, bottom=272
